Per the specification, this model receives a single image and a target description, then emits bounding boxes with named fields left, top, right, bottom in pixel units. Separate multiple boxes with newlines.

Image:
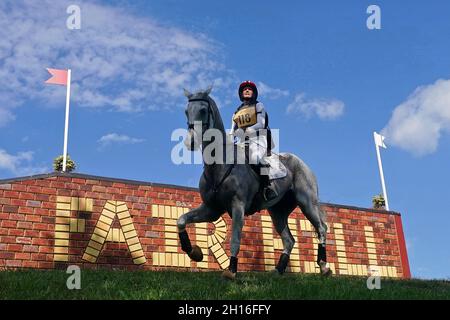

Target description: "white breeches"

left=247, top=135, right=267, bottom=165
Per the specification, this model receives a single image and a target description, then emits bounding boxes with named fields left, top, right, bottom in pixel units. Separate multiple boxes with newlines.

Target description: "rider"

left=230, top=80, right=277, bottom=201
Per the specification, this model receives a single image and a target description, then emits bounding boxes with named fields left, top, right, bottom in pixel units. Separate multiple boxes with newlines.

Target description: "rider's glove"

left=233, top=128, right=244, bottom=143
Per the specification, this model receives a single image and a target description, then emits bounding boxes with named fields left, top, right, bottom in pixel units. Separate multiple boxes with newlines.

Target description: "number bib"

left=233, top=104, right=257, bottom=129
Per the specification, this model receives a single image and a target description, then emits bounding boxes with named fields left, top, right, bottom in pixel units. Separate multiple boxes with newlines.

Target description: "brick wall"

left=0, top=172, right=410, bottom=278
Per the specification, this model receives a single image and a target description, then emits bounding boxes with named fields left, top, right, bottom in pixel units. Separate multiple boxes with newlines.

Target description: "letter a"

left=66, top=5, right=81, bottom=30
left=66, top=265, right=81, bottom=290
left=366, top=5, right=381, bottom=30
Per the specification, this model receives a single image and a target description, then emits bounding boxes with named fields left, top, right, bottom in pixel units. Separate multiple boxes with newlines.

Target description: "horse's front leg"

left=177, top=203, right=221, bottom=262
left=222, top=200, right=245, bottom=280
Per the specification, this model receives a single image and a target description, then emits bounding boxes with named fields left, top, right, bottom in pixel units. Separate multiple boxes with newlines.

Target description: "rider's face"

left=242, top=87, right=253, bottom=99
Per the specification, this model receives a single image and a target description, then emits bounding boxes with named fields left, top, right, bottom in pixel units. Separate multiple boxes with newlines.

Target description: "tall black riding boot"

left=260, top=170, right=277, bottom=201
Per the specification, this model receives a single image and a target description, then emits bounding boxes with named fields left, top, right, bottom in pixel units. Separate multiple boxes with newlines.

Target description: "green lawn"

left=0, top=269, right=449, bottom=300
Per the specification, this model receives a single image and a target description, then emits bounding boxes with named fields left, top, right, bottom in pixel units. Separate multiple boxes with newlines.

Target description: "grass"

left=0, top=269, right=449, bottom=300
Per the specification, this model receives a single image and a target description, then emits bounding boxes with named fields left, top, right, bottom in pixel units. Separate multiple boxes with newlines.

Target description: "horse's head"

left=183, top=86, right=213, bottom=151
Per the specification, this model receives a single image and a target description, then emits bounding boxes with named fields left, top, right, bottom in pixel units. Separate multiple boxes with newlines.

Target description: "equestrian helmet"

left=238, top=80, right=258, bottom=101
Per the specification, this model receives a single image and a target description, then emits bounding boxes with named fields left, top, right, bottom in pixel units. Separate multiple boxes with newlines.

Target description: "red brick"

left=16, top=237, right=32, bottom=244
left=33, top=238, right=51, bottom=246
left=11, top=184, right=27, bottom=192
left=26, top=200, right=41, bottom=207
left=36, top=180, right=52, bottom=187
left=34, top=208, right=49, bottom=215
left=25, top=215, right=41, bottom=222
left=72, top=178, right=86, bottom=184
left=42, top=202, right=55, bottom=209
left=24, top=230, right=40, bottom=237
left=10, top=199, right=26, bottom=206
left=36, top=194, right=50, bottom=201
left=18, top=206, right=34, bottom=214
left=0, top=183, right=12, bottom=190
left=42, top=187, right=57, bottom=195
left=8, top=244, right=23, bottom=251
left=39, top=231, right=53, bottom=238
left=23, top=261, right=39, bottom=268
left=133, top=190, right=146, bottom=197
left=27, top=186, right=43, bottom=193
left=39, top=247, right=53, bottom=253
left=100, top=180, right=113, bottom=187
left=0, top=236, right=16, bottom=244
left=57, top=189, right=71, bottom=196
left=41, top=217, right=54, bottom=224
left=57, top=176, right=71, bottom=182
left=38, top=262, right=53, bottom=269
left=17, top=221, right=33, bottom=229
left=31, top=253, right=47, bottom=261
left=3, top=205, right=19, bottom=213
left=33, top=223, right=48, bottom=230
left=0, top=252, right=14, bottom=259
left=92, top=185, right=106, bottom=193
left=1, top=220, right=17, bottom=228
left=15, top=252, right=31, bottom=260
left=50, top=181, right=66, bottom=188
left=19, top=192, right=36, bottom=200
left=80, top=184, right=93, bottom=191
left=10, top=213, right=25, bottom=221
left=8, top=229, right=24, bottom=237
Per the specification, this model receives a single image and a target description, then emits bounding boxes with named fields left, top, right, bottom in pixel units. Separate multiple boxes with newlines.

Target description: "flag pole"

left=62, top=69, right=71, bottom=172
left=374, top=132, right=390, bottom=210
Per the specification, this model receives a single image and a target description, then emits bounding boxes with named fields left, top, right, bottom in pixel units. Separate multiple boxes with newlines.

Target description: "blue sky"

left=1, top=0, right=450, bottom=279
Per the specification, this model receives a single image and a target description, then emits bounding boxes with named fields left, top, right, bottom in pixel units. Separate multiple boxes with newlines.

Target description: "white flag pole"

left=374, top=132, right=390, bottom=210
left=62, top=69, right=71, bottom=172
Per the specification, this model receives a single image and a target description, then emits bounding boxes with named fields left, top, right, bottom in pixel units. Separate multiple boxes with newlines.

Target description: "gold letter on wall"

left=82, top=200, right=146, bottom=265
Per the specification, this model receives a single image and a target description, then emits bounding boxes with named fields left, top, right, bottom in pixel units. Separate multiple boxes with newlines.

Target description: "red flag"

left=45, top=68, right=68, bottom=86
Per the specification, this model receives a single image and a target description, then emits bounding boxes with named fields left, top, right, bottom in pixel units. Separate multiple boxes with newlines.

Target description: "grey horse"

left=177, top=87, right=332, bottom=279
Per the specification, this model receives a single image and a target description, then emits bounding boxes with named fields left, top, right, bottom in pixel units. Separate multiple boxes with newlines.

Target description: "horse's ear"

left=183, top=88, right=193, bottom=98
left=204, top=85, right=213, bottom=95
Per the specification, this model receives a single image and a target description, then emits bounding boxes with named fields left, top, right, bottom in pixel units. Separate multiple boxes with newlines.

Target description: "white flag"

left=373, top=132, right=387, bottom=149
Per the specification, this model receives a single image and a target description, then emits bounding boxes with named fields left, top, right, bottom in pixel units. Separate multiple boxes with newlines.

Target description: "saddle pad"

left=261, top=154, right=287, bottom=180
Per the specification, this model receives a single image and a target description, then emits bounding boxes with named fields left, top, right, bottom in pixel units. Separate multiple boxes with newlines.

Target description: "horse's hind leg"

left=295, top=191, right=332, bottom=276
left=177, top=203, right=222, bottom=262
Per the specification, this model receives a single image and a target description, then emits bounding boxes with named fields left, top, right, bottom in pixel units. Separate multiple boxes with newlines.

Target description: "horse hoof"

left=271, top=268, right=284, bottom=275
left=188, top=245, right=203, bottom=262
left=222, top=270, right=236, bottom=280
left=321, top=267, right=332, bottom=277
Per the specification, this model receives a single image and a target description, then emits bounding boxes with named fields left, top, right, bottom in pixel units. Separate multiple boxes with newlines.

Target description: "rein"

left=202, top=163, right=235, bottom=194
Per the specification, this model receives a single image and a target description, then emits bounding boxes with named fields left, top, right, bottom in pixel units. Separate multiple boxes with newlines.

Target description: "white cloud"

left=286, top=93, right=345, bottom=120
left=0, top=149, right=48, bottom=175
left=97, top=133, right=145, bottom=148
left=0, top=0, right=234, bottom=126
left=257, top=82, right=289, bottom=100
left=381, top=79, right=450, bottom=156
left=0, top=108, right=16, bottom=127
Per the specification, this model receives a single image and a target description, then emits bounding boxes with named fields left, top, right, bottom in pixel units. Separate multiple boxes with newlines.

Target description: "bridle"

left=186, top=97, right=235, bottom=195
left=187, top=98, right=213, bottom=131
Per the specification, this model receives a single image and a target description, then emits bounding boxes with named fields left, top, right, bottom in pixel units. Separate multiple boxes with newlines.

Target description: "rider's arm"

left=229, top=114, right=244, bottom=143
left=229, top=117, right=238, bottom=135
